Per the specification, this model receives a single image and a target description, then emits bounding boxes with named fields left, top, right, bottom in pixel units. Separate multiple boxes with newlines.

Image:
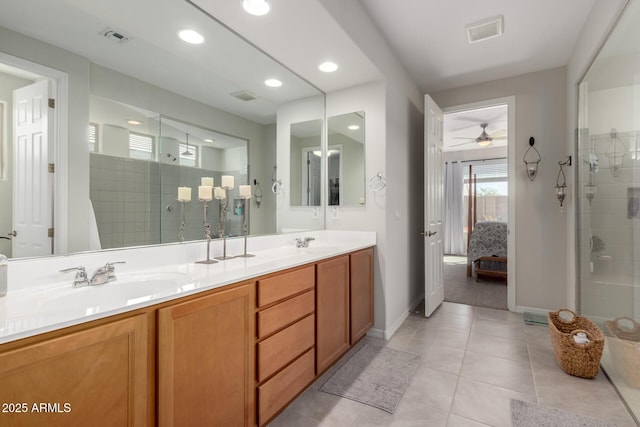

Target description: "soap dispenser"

left=0, top=254, right=7, bottom=296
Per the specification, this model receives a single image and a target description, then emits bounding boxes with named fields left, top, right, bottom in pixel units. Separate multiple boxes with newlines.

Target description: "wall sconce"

left=605, top=128, right=626, bottom=177
left=585, top=182, right=597, bottom=206
left=523, top=137, right=541, bottom=181
left=555, top=156, right=572, bottom=208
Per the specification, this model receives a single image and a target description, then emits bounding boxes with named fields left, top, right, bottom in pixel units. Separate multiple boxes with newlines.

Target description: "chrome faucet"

left=295, top=237, right=315, bottom=248
left=60, top=266, right=89, bottom=288
left=89, top=261, right=126, bottom=285
left=60, top=261, right=126, bottom=287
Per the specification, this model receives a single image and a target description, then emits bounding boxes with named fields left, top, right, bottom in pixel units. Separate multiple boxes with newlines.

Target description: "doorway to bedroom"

left=442, top=100, right=513, bottom=310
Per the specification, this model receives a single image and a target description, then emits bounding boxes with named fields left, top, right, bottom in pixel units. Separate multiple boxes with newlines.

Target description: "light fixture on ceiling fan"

left=451, top=123, right=506, bottom=147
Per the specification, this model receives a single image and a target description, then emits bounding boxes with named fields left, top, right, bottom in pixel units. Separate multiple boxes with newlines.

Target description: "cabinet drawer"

left=257, top=290, right=314, bottom=339
left=258, top=349, right=315, bottom=426
left=257, top=265, right=315, bottom=307
left=257, top=314, right=314, bottom=382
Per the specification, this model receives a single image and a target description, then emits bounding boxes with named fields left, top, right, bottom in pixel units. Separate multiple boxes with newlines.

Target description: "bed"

left=466, top=221, right=507, bottom=282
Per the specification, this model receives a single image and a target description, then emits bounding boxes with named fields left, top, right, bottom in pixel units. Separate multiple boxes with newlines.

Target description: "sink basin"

left=32, top=271, right=193, bottom=310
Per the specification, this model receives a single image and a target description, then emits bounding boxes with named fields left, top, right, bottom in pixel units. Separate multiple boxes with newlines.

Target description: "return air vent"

left=101, top=28, right=132, bottom=44
left=231, top=90, right=258, bottom=102
left=466, top=15, right=504, bottom=44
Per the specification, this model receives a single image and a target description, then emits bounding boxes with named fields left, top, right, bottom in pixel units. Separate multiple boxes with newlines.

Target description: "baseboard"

left=382, top=293, right=425, bottom=340
left=366, top=328, right=384, bottom=339
left=515, top=305, right=550, bottom=315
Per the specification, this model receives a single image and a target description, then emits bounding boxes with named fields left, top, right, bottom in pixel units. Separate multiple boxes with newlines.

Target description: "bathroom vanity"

left=0, top=231, right=375, bottom=426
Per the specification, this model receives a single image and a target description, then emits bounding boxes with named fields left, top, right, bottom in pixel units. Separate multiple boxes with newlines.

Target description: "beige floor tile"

left=412, top=325, right=471, bottom=350
left=403, top=366, right=459, bottom=412
left=470, top=318, right=524, bottom=339
left=438, top=302, right=476, bottom=317
left=460, top=351, right=536, bottom=395
left=422, top=311, right=474, bottom=331
left=450, top=377, right=536, bottom=427
left=475, top=306, right=523, bottom=324
left=446, top=413, right=492, bottom=427
left=466, top=330, right=530, bottom=362
left=352, top=397, right=450, bottom=427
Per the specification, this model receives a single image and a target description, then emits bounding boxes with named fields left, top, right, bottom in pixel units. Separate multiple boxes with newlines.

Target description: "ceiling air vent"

left=466, top=15, right=504, bottom=44
left=101, top=28, right=132, bottom=44
left=231, top=90, right=258, bottom=102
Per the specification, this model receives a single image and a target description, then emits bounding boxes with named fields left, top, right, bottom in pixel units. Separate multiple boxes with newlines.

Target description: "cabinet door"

left=158, top=284, right=255, bottom=427
left=316, top=255, right=350, bottom=373
left=350, top=247, right=374, bottom=344
left=0, top=314, right=148, bottom=426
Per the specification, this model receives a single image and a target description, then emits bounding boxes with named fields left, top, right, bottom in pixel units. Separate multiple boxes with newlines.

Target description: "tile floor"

left=270, top=302, right=637, bottom=426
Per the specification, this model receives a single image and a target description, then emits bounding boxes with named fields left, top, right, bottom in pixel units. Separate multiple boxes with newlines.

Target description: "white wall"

left=433, top=67, right=569, bottom=311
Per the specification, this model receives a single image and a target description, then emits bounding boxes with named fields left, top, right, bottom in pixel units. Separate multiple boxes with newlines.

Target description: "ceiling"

left=204, top=0, right=597, bottom=94
left=444, top=105, right=508, bottom=152
left=359, top=0, right=597, bottom=92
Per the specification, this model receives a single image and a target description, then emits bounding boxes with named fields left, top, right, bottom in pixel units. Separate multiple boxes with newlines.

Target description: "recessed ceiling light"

left=177, top=29, right=204, bottom=45
left=264, top=78, right=283, bottom=87
left=348, top=125, right=360, bottom=130
left=127, top=119, right=142, bottom=125
left=243, top=0, right=271, bottom=16
left=318, top=61, right=338, bottom=73
left=204, top=138, right=215, bottom=143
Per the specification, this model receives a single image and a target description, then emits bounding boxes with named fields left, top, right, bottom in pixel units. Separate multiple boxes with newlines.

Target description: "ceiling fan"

left=451, top=123, right=506, bottom=147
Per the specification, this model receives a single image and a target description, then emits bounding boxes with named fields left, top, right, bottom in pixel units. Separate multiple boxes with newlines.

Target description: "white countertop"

left=0, top=230, right=375, bottom=344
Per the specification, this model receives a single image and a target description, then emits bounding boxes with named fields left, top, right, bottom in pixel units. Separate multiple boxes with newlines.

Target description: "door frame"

left=0, top=52, right=68, bottom=255
left=442, top=96, right=516, bottom=311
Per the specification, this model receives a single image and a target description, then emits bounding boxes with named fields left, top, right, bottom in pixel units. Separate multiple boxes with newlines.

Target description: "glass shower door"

left=577, top=1, right=640, bottom=421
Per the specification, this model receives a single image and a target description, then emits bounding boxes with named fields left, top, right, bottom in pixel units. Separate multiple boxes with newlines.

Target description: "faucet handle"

left=60, top=266, right=88, bottom=287
left=105, top=261, right=126, bottom=270
left=304, top=237, right=315, bottom=242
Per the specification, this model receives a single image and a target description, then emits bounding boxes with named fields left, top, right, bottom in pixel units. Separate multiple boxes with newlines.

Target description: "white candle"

left=221, top=175, right=234, bottom=190
left=198, top=185, right=212, bottom=201
left=201, top=177, right=214, bottom=187
left=178, top=186, right=191, bottom=202
left=214, top=186, right=226, bottom=200
left=239, top=185, right=251, bottom=198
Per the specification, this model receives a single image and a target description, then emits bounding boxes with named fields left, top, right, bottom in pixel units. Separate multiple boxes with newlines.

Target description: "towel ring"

left=369, top=172, right=386, bottom=191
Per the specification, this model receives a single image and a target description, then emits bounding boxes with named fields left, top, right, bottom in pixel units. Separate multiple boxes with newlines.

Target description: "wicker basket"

left=547, top=308, right=604, bottom=379
left=605, top=317, right=640, bottom=388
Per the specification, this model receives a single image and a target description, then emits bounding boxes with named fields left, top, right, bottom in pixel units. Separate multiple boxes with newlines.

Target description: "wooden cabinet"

left=0, top=314, right=148, bottom=426
left=350, top=247, right=374, bottom=344
left=256, top=265, right=315, bottom=426
left=316, top=255, right=351, bottom=374
left=158, top=283, right=255, bottom=427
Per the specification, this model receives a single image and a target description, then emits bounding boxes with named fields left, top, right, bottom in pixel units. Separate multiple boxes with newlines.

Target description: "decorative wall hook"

left=605, top=128, right=626, bottom=177
left=555, top=156, right=572, bottom=209
left=523, top=137, right=541, bottom=181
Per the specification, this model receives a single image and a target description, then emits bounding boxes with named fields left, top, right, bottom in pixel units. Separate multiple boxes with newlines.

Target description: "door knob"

left=420, top=230, right=437, bottom=237
left=8, top=231, right=17, bottom=237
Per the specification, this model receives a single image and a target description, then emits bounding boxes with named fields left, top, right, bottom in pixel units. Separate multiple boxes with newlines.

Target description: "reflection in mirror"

left=327, top=111, right=365, bottom=206
left=88, top=97, right=248, bottom=249
left=0, top=0, right=324, bottom=259
left=290, top=119, right=323, bottom=207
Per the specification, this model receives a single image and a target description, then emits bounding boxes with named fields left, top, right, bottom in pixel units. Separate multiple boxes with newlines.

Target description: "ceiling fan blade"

left=449, top=140, right=477, bottom=147
left=452, top=137, right=476, bottom=140
left=492, top=136, right=507, bottom=140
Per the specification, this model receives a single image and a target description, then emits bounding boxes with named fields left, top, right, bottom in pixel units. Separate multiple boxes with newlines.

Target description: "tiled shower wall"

left=579, top=130, right=640, bottom=319
left=90, top=153, right=246, bottom=249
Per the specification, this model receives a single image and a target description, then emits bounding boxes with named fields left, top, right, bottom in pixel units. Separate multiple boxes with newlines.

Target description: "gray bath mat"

left=319, top=344, right=422, bottom=413
left=511, top=399, right=617, bottom=427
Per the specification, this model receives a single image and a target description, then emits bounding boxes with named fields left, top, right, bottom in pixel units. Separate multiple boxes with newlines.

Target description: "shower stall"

left=577, top=0, right=640, bottom=421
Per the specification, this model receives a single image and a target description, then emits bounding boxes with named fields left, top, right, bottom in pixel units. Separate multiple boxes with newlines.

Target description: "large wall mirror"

left=327, top=111, right=365, bottom=206
left=0, top=0, right=324, bottom=259
left=290, top=119, right=323, bottom=207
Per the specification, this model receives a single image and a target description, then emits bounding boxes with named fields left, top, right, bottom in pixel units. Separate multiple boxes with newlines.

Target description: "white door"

left=12, top=79, right=53, bottom=257
left=423, top=95, right=445, bottom=317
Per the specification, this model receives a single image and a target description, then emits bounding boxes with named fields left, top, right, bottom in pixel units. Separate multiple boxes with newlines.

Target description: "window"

left=179, top=143, right=197, bottom=167
left=464, top=159, right=508, bottom=222
left=129, top=132, right=155, bottom=160
left=88, top=122, right=98, bottom=153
